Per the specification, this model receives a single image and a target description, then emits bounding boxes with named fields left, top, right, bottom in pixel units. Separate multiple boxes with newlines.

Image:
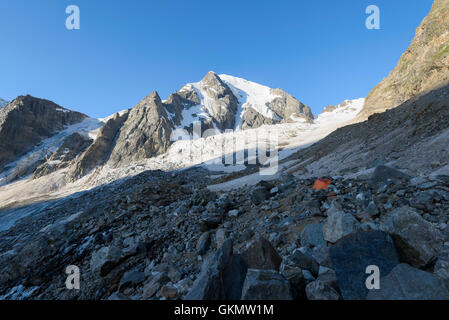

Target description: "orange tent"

left=313, top=178, right=332, bottom=191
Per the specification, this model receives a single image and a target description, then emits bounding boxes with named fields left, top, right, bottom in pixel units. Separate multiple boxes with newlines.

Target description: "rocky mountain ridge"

left=0, top=73, right=326, bottom=186
left=359, top=0, right=449, bottom=120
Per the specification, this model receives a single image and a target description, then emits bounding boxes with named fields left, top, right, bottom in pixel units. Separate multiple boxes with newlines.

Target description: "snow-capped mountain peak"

left=174, top=72, right=313, bottom=132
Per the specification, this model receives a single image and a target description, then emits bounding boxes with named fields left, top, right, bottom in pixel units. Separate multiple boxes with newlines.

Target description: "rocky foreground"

left=0, top=164, right=449, bottom=300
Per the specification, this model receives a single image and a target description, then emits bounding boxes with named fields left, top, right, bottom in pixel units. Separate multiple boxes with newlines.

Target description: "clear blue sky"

left=0, top=0, right=433, bottom=117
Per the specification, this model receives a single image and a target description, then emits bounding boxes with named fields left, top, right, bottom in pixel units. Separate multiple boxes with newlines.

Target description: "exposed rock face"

left=241, top=269, right=292, bottom=300
left=0, top=95, right=87, bottom=173
left=241, top=107, right=278, bottom=129
left=177, top=72, right=313, bottom=132
left=322, top=99, right=362, bottom=114
left=68, top=112, right=128, bottom=181
left=199, top=72, right=239, bottom=131
left=107, top=92, right=173, bottom=168
left=359, top=0, right=449, bottom=120
left=32, top=133, right=92, bottom=179
left=184, top=239, right=247, bottom=300
left=269, top=88, right=314, bottom=122
left=241, top=236, right=282, bottom=271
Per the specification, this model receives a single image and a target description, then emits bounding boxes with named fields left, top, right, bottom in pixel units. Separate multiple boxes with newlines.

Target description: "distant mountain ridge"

left=0, top=73, right=360, bottom=186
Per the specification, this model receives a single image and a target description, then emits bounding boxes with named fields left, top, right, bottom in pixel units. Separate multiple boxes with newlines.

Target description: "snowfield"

left=219, top=74, right=282, bottom=129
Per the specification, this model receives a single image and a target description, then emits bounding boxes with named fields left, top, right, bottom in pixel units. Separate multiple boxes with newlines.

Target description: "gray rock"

left=365, top=201, right=379, bottom=217
left=300, top=223, right=326, bottom=248
left=143, top=272, right=170, bottom=299
left=0, top=95, right=87, bottom=174
left=222, top=254, right=247, bottom=300
left=250, top=186, right=270, bottom=205
left=33, top=132, right=92, bottom=179
left=369, top=165, right=410, bottom=189
left=160, top=285, right=178, bottom=299
left=329, top=230, right=399, bottom=300
left=367, top=264, right=449, bottom=300
left=185, top=239, right=247, bottom=300
left=119, top=270, right=145, bottom=291
left=68, top=111, right=128, bottom=181
left=383, top=206, right=444, bottom=267
left=323, top=211, right=361, bottom=243
left=241, top=269, right=292, bottom=300
left=280, top=264, right=306, bottom=300
left=107, top=92, right=173, bottom=168
left=287, top=249, right=319, bottom=277
left=305, top=280, right=341, bottom=300
left=241, top=237, right=282, bottom=271
left=90, top=246, right=122, bottom=277
left=216, top=228, right=227, bottom=248
left=196, top=232, right=211, bottom=255
left=153, top=263, right=183, bottom=283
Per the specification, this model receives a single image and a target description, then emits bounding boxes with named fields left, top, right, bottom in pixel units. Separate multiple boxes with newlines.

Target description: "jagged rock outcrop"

left=176, top=72, right=313, bottom=132
left=241, top=107, right=278, bottom=129
left=107, top=92, right=173, bottom=168
left=175, top=72, right=239, bottom=133
left=199, top=72, right=239, bottom=131
left=32, top=133, right=92, bottom=179
left=359, top=0, right=449, bottom=120
left=269, top=88, right=314, bottom=122
left=322, top=99, right=360, bottom=114
left=0, top=95, right=87, bottom=172
left=68, top=112, right=128, bottom=181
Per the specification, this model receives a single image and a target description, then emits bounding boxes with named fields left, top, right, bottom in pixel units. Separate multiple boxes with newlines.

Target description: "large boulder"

left=90, top=246, right=122, bottom=277
left=367, top=264, right=449, bottom=300
left=241, top=269, right=292, bottom=300
left=241, top=237, right=282, bottom=271
left=323, top=211, right=361, bottom=244
left=184, top=239, right=247, bottom=300
left=369, top=165, right=410, bottom=189
left=382, top=206, right=444, bottom=267
left=329, top=231, right=399, bottom=300
left=285, top=249, right=319, bottom=277
left=300, top=223, right=326, bottom=248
